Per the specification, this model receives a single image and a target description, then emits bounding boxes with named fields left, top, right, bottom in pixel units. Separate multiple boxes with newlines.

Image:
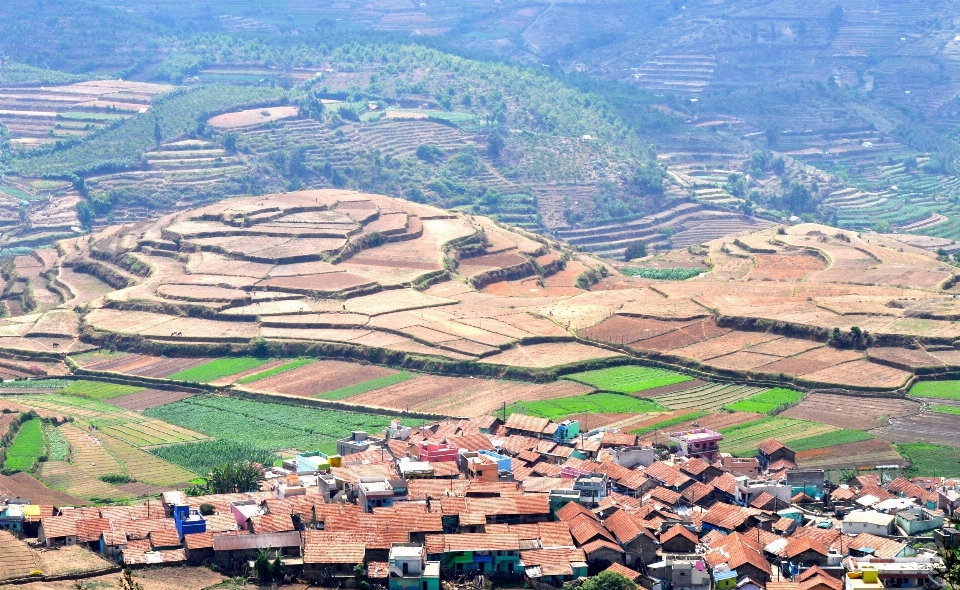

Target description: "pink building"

left=669, top=429, right=723, bottom=461
left=418, top=442, right=459, bottom=463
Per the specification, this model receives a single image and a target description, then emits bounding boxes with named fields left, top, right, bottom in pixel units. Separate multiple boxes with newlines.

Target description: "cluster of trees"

left=187, top=461, right=263, bottom=495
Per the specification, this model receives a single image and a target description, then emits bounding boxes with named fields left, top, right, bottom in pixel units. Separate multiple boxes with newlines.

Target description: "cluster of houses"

left=2, top=414, right=957, bottom=590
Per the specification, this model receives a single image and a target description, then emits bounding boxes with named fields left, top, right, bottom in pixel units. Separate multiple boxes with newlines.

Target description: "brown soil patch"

left=109, top=389, right=196, bottom=411
left=707, top=351, right=782, bottom=371
left=754, top=347, right=863, bottom=375
left=580, top=315, right=694, bottom=345
left=747, top=252, right=826, bottom=281
left=258, top=272, right=374, bottom=293
left=640, top=379, right=706, bottom=398
left=866, top=347, right=943, bottom=369
left=746, top=337, right=823, bottom=357
left=249, top=359, right=396, bottom=397
left=802, top=360, right=912, bottom=389
left=873, top=412, right=960, bottom=448
left=633, top=319, right=730, bottom=352
left=669, top=331, right=781, bottom=361
left=795, top=439, right=906, bottom=470
left=478, top=342, right=624, bottom=368
left=208, top=105, right=299, bottom=128
left=36, top=544, right=116, bottom=577
left=780, top=393, right=920, bottom=430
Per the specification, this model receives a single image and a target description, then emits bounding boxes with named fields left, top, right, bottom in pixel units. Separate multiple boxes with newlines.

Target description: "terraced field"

left=650, top=383, right=768, bottom=410
left=718, top=417, right=871, bottom=456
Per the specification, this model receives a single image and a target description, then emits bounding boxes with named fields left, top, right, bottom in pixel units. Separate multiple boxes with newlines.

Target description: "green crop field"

left=563, top=365, right=691, bottom=394
left=2, top=394, right=124, bottom=414
left=4, top=418, right=45, bottom=471
left=724, top=388, right=804, bottom=414
left=0, top=379, right=70, bottom=389
left=318, top=372, right=415, bottom=400
left=508, top=393, right=665, bottom=421
left=908, top=381, right=960, bottom=401
left=168, top=357, right=272, bottom=383
left=151, top=440, right=278, bottom=474
left=629, top=411, right=709, bottom=436
left=895, top=442, right=960, bottom=477
left=43, top=424, right=69, bottom=461
left=621, top=268, right=702, bottom=280
left=236, top=358, right=314, bottom=384
left=783, top=430, right=873, bottom=452
left=59, top=380, right=144, bottom=400
left=932, top=405, right=960, bottom=415
left=144, top=395, right=413, bottom=454
left=718, top=417, right=852, bottom=456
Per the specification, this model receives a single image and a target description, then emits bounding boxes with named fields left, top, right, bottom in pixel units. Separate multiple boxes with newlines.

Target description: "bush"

left=199, top=503, right=215, bottom=516
left=623, top=241, right=647, bottom=261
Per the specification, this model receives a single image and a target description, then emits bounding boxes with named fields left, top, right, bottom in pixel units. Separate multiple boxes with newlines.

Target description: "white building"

left=841, top=511, right=895, bottom=536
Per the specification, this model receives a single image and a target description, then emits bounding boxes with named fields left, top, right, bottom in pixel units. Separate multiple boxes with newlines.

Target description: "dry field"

left=108, top=389, right=196, bottom=410
left=781, top=393, right=920, bottom=430
left=872, top=411, right=960, bottom=448
left=247, top=359, right=398, bottom=397
left=0, top=531, right=38, bottom=581
left=208, top=106, right=299, bottom=128
left=795, top=439, right=907, bottom=470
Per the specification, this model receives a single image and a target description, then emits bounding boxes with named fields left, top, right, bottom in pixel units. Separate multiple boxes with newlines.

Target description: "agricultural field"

left=59, top=380, right=144, bottom=400
left=318, top=372, right=415, bottom=401
left=3, top=418, right=45, bottom=471
left=895, top=443, right=960, bottom=478
left=236, top=358, right=314, bottom=384
left=932, top=405, right=960, bottom=415
left=871, top=412, right=960, bottom=449
left=780, top=393, right=920, bottom=431
left=717, top=417, right=871, bottom=457
left=144, top=394, right=409, bottom=454
left=562, top=365, right=692, bottom=394
left=907, top=380, right=960, bottom=401
left=724, top=388, right=804, bottom=415
left=652, top=383, right=770, bottom=411
left=167, top=357, right=273, bottom=383
left=108, top=389, right=196, bottom=411
left=151, top=440, right=278, bottom=474
left=506, top=392, right=666, bottom=421
left=795, top=439, right=907, bottom=471
left=245, top=359, right=402, bottom=399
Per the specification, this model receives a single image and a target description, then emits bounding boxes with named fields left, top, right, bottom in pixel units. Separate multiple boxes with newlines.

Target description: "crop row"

left=562, top=365, right=692, bottom=394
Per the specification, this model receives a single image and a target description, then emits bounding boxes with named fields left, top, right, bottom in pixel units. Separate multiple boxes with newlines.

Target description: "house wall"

left=661, top=536, right=697, bottom=554
left=624, top=535, right=660, bottom=567
left=586, top=547, right=623, bottom=573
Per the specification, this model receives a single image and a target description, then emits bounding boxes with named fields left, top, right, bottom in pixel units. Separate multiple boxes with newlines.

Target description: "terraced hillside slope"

left=1, top=190, right=960, bottom=394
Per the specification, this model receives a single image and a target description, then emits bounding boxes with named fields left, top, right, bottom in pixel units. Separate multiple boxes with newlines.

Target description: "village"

left=0, top=412, right=956, bottom=590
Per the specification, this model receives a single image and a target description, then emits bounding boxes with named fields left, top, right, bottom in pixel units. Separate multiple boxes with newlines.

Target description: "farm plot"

left=872, top=412, right=960, bottom=448
left=0, top=531, right=38, bottom=582
left=38, top=460, right=131, bottom=500
left=562, top=365, right=692, bottom=394
left=79, top=353, right=212, bottom=378
left=59, top=380, right=144, bottom=400
left=245, top=359, right=400, bottom=397
left=579, top=316, right=695, bottom=346
left=908, top=380, right=960, bottom=401
left=653, top=383, right=769, bottom=410
left=478, top=342, right=624, bottom=368
left=318, top=372, right=415, bottom=401
left=108, top=389, right=196, bottom=411
left=3, top=394, right=124, bottom=419
left=800, top=360, right=912, bottom=389
left=628, top=410, right=761, bottom=437
left=59, top=423, right=125, bottom=477
left=718, top=417, right=847, bottom=456
left=167, top=357, right=273, bottom=383
left=895, top=443, right=960, bottom=477
left=725, top=388, right=805, bottom=415
left=506, top=393, right=665, bottom=421
left=781, top=393, right=920, bottom=430
left=345, top=375, right=593, bottom=417
left=95, top=418, right=207, bottom=447
left=151, top=440, right=278, bottom=475
left=4, top=418, right=44, bottom=471
left=236, top=358, right=314, bottom=384
left=97, top=433, right=197, bottom=486
left=144, top=395, right=405, bottom=454
left=795, top=439, right=906, bottom=471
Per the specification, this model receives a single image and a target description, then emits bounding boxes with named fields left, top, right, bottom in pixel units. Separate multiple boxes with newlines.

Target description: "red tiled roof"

left=505, top=414, right=551, bottom=435
left=448, top=434, right=494, bottom=452
left=701, top=529, right=726, bottom=547
left=845, top=533, right=907, bottom=558
left=702, top=502, right=760, bottom=531
left=769, top=458, right=798, bottom=472
left=785, top=535, right=828, bottom=559
left=102, top=530, right=128, bottom=546
left=605, top=562, right=641, bottom=581
left=41, top=516, right=78, bottom=539
left=647, top=486, right=683, bottom=506
left=680, top=458, right=714, bottom=477
left=501, top=435, right=543, bottom=455
left=604, top=509, right=655, bottom=545
left=303, top=530, right=365, bottom=564
left=710, top=472, right=739, bottom=496
left=774, top=517, right=797, bottom=532
left=790, top=527, right=842, bottom=552
left=367, top=561, right=389, bottom=579
left=886, top=478, right=937, bottom=504
left=521, top=548, right=586, bottom=576
left=682, top=481, right=716, bottom=504
left=204, top=513, right=241, bottom=533
left=425, top=533, right=520, bottom=553
left=801, top=574, right=842, bottom=590
left=758, top=438, right=790, bottom=454
left=122, top=540, right=186, bottom=565
left=602, top=431, right=637, bottom=447
left=704, top=532, right=771, bottom=576
left=644, top=462, right=691, bottom=489
left=248, top=513, right=295, bottom=534
left=149, top=529, right=182, bottom=550
left=570, top=513, right=617, bottom=546
left=660, top=523, right=698, bottom=546
left=557, top=501, right=599, bottom=523
left=76, top=518, right=113, bottom=543
left=830, top=487, right=857, bottom=501
left=750, top=492, right=777, bottom=510
left=581, top=538, right=625, bottom=556
left=184, top=530, right=248, bottom=550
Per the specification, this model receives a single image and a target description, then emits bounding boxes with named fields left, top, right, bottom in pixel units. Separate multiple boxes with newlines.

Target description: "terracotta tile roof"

left=248, top=513, right=294, bottom=534
left=505, top=414, right=551, bottom=435
left=183, top=530, right=248, bottom=550
left=801, top=574, right=842, bottom=590
left=112, top=518, right=177, bottom=541
left=750, top=492, right=777, bottom=510
left=41, top=516, right=78, bottom=539
left=581, top=538, right=625, bottom=556
left=886, top=478, right=937, bottom=504
left=325, top=512, right=443, bottom=535
left=702, top=502, right=760, bottom=531
left=758, top=438, right=790, bottom=454
left=521, top=548, right=587, bottom=576
left=425, top=533, right=520, bottom=553
left=533, top=463, right=563, bottom=477
left=798, top=566, right=840, bottom=586
left=790, top=527, right=841, bottom=552
left=660, top=523, right=698, bottom=546
left=701, top=529, right=726, bottom=547
left=704, top=532, right=771, bottom=577
left=521, top=477, right=567, bottom=494
left=99, top=505, right=165, bottom=520
left=682, top=481, right=716, bottom=504
left=709, top=472, right=739, bottom=496
left=849, top=475, right=880, bottom=487
left=680, top=458, right=715, bottom=477
left=501, top=435, right=542, bottom=455
left=644, top=462, right=691, bottom=489
left=846, top=532, right=907, bottom=558
left=475, top=415, right=499, bottom=430
left=517, top=449, right=541, bottom=464
left=605, top=562, right=641, bottom=581
left=785, top=535, right=828, bottom=559
left=602, top=431, right=637, bottom=447
left=647, top=486, right=683, bottom=506
left=303, top=530, right=365, bottom=564
left=557, top=501, right=599, bottom=523
left=367, top=561, right=389, bottom=579
left=102, top=530, right=128, bottom=546
left=569, top=514, right=618, bottom=546
left=62, top=506, right=102, bottom=519
left=448, top=434, right=494, bottom=451
left=204, top=513, right=241, bottom=533
left=830, top=487, right=857, bottom=501
left=774, top=517, right=797, bottom=533
left=769, top=458, right=798, bottom=473
left=599, top=491, right=643, bottom=512
left=23, top=505, right=54, bottom=523
left=122, top=539, right=186, bottom=565
left=792, top=492, right=816, bottom=504
left=149, top=529, right=182, bottom=550
left=604, top=509, right=655, bottom=545
left=76, top=518, right=113, bottom=543
left=500, top=522, right=576, bottom=548
left=856, top=484, right=895, bottom=502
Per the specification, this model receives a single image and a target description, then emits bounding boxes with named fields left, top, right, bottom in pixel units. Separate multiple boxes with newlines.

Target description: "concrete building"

left=574, top=473, right=608, bottom=505
left=895, top=507, right=944, bottom=535
left=554, top=419, right=581, bottom=444
left=388, top=543, right=441, bottom=590
left=0, top=503, right=24, bottom=533
left=338, top=431, right=384, bottom=456
left=669, top=429, right=722, bottom=462
left=230, top=500, right=263, bottom=530
left=417, top=442, right=458, bottom=463
left=358, top=477, right=395, bottom=512
left=172, top=505, right=206, bottom=539
left=843, top=556, right=941, bottom=589
left=841, top=511, right=895, bottom=536
left=735, top=477, right=792, bottom=506
left=425, top=533, right=521, bottom=575
left=647, top=558, right=711, bottom=590
left=843, top=564, right=884, bottom=590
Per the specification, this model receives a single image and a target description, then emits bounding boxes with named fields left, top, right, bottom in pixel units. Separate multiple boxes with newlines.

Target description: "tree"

left=207, top=461, right=262, bottom=493
left=827, top=5, right=844, bottom=36
left=874, top=220, right=891, bottom=233
left=623, top=241, right=647, bottom=261
left=487, top=128, right=506, bottom=158
left=153, top=116, right=163, bottom=148
left=198, top=503, right=215, bottom=516
left=935, top=515, right=960, bottom=589
left=76, top=201, right=94, bottom=230
left=254, top=547, right=273, bottom=584
left=415, top=143, right=442, bottom=163
left=580, top=571, right=638, bottom=590
left=118, top=568, right=144, bottom=590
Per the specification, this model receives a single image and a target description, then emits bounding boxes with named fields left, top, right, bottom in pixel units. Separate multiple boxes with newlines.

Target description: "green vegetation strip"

left=43, top=424, right=69, bottom=462
left=150, top=440, right=278, bottom=475
left=168, top=357, right=272, bottom=383
left=908, top=380, right=960, bottom=401
left=59, top=380, right=144, bottom=400
left=1, top=394, right=124, bottom=414
left=783, top=430, right=873, bottom=452
left=895, top=442, right=960, bottom=478
left=621, top=268, right=702, bottom=280
left=629, top=411, right=709, bottom=436
left=144, top=395, right=419, bottom=454
left=563, top=365, right=692, bottom=394
left=317, top=372, right=415, bottom=401
left=508, top=393, right=665, bottom=421
left=724, top=388, right=804, bottom=414
left=0, top=379, right=70, bottom=389
left=931, top=405, right=960, bottom=415
left=4, top=418, right=45, bottom=471
left=236, top=358, right=314, bottom=384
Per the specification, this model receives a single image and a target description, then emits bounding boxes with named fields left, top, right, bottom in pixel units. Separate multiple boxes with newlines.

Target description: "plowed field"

left=247, top=359, right=397, bottom=397
left=108, top=389, right=197, bottom=411
left=478, top=342, right=624, bottom=368
left=872, top=411, right=960, bottom=448
left=795, top=439, right=906, bottom=470
left=781, top=393, right=920, bottom=430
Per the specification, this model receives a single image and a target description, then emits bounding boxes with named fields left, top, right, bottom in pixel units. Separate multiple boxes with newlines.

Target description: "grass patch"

left=629, top=411, right=709, bottom=436
left=318, top=372, right=415, bottom=401
left=168, top=357, right=272, bottom=383
left=150, top=440, right=278, bottom=475
left=895, top=442, right=960, bottom=478
left=908, top=380, right=960, bottom=401
left=59, top=380, right=144, bottom=400
left=563, top=365, right=691, bottom=394
left=784, top=430, right=874, bottom=452
left=4, top=418, right=45, bottom=471
left=621, top=268, right=702, bottom=280
left=931, top=404, right=960, bottom=415
left=236, top=358, right=314, bottom=384
left=507, top=393, right=666, bottom=421
left=724, top=388, right=804, bottom=414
